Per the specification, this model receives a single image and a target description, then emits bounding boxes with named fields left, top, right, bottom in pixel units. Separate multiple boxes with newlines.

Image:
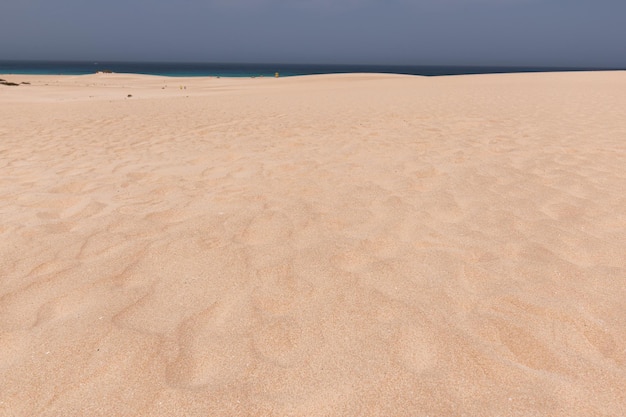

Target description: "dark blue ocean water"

left=0, top=60, right=618, bottom=77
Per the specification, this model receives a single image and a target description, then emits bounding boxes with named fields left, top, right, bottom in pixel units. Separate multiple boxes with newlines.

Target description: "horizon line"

left=1, top=59, right=625, bottom=71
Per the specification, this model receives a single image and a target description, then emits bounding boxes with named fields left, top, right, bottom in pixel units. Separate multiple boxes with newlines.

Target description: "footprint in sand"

left=578, top=320, right=623, bottom=365
left=166, top=303, right=253, bottom=388
left=491, top=318, right=565, bottom=373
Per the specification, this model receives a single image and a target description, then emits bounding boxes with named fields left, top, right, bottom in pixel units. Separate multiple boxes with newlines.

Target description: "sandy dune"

left=1, top=71, right=625, bottom=416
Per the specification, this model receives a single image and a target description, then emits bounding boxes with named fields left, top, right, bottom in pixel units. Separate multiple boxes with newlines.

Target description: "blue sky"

left=1, top=0, right=625, bottom=67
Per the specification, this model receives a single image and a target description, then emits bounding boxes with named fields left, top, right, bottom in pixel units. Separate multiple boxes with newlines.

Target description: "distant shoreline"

left=1, top=60, right=623, bottom=77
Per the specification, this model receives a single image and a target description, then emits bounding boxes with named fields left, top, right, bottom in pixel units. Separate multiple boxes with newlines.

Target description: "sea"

left=0, top=60, right=619, bottom=78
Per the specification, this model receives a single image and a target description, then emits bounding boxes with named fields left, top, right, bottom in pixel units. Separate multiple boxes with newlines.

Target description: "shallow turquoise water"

left=0, top=60, right=612, bottom=77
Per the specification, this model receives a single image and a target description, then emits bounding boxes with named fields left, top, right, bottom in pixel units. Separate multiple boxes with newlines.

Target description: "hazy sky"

left=1, top=0, right=625, bottom=67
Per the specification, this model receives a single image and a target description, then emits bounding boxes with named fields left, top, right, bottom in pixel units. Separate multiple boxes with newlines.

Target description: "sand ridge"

left=1, top=71, right=626, bottom=416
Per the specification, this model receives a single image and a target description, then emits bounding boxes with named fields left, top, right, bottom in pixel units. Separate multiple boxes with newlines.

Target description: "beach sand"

left=1, top=71, right=625, bottom=416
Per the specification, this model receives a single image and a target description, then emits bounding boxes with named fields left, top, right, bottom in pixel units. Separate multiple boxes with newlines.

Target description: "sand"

left=1, top=71, right=625, bottom=416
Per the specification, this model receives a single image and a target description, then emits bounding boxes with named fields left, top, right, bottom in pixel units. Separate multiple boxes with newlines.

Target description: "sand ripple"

left=1, top=72, right=625, bottom=416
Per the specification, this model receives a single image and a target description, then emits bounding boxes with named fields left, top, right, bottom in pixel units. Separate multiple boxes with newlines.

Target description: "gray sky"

left=1, top=0, right=625, bottom=67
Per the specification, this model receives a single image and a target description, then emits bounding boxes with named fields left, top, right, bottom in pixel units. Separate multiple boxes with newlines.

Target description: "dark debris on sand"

left=1, top=79, right=20, bottom=86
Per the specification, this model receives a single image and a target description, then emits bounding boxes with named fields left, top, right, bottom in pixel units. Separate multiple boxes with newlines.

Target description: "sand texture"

left=1, top=71, right=626, bottom=416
